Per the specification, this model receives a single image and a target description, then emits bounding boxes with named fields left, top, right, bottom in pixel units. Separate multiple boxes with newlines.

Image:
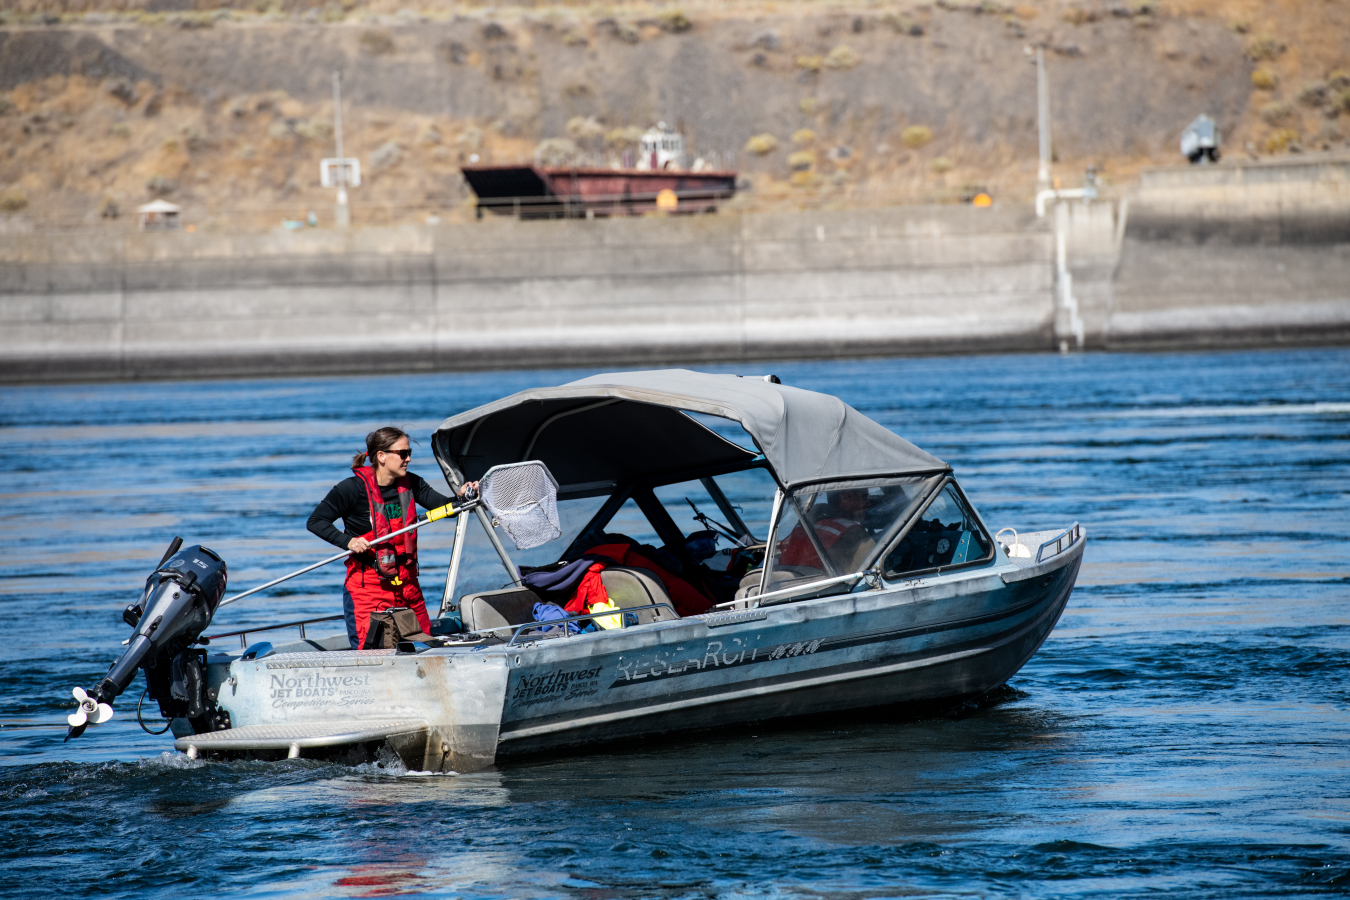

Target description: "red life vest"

left=778, top=517, right=863, bottom=569
left=344, top=466, right=429, bottom=647
left=349, top=465, right=418, bottom=579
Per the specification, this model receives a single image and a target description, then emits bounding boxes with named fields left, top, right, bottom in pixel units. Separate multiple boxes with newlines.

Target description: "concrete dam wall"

left=1109, top=156, right=1350, bottom=349
left=2, top=155, right=1348, bottom=382
left=0, top=206, right=1057, bottom=382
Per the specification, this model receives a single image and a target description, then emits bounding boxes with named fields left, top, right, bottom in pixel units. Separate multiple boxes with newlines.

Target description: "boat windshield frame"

left=758, top=473, right=948, bottom=598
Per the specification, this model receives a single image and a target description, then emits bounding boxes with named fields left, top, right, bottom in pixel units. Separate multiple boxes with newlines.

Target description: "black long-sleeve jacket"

left=307, top=472, right=452, bottom=551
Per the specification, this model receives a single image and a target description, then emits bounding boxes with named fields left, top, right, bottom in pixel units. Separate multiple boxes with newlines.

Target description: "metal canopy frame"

left=442, top=458, right=774, bottom=608
left=572, top=460, right=774, bottom=553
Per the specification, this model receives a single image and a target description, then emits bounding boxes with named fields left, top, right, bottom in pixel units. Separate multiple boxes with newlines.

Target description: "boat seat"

left=461, top=586, right=542, bottom=634
left=460, top=570, right=678, bottom=634
left=598, top=566, right=680, bottom=623
left=734, top=566, right=826, bottom=602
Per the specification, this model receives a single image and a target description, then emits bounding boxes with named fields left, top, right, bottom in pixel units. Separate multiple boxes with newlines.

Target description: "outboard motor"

left=66, top=537, right=228, bottom=742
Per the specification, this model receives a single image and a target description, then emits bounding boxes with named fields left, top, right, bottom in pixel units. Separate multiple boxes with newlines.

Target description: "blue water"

left=1, top=348, right=1348, bottom=898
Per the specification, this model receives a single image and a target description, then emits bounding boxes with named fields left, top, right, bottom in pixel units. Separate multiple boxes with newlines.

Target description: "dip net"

left=478, top=461, right=561, bottom=551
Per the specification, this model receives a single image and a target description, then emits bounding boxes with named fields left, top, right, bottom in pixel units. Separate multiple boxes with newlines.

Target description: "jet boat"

left=68, top=370, right=1085, bottom=772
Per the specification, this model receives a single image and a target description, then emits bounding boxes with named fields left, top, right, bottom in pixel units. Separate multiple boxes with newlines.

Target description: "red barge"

left=461, top=165, right=738, bottom=219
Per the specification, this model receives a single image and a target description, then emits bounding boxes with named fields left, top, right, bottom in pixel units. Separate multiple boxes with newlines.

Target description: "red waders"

left=345, top=466, right=432, bottom=648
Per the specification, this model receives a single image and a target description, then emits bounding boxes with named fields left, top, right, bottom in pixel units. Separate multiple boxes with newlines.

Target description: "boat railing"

left=752, top=569, right=872, bottom=607
left=1036, top=522, right=1082, bottom=563
left=206, top=614, right=346, bottom=650
left=500, top=602, right=679, bottom=647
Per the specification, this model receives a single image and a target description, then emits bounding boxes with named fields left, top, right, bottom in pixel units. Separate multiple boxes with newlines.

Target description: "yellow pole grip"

left=426, top=503, right=456, bottom=522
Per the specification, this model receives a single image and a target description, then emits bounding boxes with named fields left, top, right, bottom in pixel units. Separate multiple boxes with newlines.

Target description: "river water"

left=1, top=348, right=1347, bottom=899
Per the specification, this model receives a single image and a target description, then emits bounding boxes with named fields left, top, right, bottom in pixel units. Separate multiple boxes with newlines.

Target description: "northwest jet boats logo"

left=269, top=671, right=375, bottom=710
left=510, top=665, right=603, bottom=707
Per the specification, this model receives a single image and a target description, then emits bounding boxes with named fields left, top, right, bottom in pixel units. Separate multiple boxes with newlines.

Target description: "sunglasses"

left=380, top=448, right=412, bottom=460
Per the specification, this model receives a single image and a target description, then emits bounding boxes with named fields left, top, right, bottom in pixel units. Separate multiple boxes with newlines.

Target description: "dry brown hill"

left=0, top=0, right=1346, bottom=230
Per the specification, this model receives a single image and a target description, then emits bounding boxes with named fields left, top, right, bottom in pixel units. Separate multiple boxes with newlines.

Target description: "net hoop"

left=478, top=461, right=562, bottom=551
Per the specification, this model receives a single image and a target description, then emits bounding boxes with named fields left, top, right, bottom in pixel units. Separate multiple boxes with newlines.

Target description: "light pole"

left=333, top=69, right=349, bottom=228
left=1035, top=45, right=1052, bottom=192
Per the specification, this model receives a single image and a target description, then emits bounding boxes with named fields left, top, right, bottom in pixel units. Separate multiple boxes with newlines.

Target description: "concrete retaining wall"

left=1107, top=155, right=1350, bottom=349
left=4, top=155, right=1349, bottom=382
left=0, top=206, right=1055, bottom=382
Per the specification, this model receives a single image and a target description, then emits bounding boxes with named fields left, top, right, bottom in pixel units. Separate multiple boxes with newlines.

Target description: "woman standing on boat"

left=308, top=427, right=475, bottom=649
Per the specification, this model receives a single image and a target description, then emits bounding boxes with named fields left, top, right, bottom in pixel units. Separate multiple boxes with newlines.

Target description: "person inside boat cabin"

left=777, top=488, right=877, bottom=573
left=307, top=427, right=477, bottom=649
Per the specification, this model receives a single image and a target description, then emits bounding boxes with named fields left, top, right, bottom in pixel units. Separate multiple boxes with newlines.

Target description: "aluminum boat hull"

left=181, top=530, right=1083, bottom=771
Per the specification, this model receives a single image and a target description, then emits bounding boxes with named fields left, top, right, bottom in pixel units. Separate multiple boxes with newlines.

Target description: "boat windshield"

left=766, top=477, right=933, bottom=587
left=883, top=482, right=993, bottom=578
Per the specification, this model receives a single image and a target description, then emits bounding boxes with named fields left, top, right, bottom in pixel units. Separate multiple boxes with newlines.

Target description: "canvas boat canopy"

left=432, top=370, right=948, bottom=495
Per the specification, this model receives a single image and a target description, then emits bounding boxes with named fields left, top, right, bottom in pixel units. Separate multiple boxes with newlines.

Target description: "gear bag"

left=361, top=606, right=434, bottom=649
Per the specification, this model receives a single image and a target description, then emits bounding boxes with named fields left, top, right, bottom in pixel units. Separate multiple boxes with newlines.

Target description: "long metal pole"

left=474, top=505, right=522, bottom=585
left=332, top=69, right=349, bottom=227
left=219, top=501, right=472, bottom=608
left=440, top=512, right=469, bottom=616
left=1036, top=47, right=1052, bottom=191
left=333, top=70, right=344, bottom=170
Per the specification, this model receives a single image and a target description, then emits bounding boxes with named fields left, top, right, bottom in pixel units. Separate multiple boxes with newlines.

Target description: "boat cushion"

left=463, top=571, right=679, bottom=633
left=598, top=566, right=679, bottom=623
left=462, top=586, right=542, bottom=633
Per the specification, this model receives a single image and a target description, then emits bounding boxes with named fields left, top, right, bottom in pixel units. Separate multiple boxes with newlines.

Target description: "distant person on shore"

left=307, top=427, right=476, bottom=649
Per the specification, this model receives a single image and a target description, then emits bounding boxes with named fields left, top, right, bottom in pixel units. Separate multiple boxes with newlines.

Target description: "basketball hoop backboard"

left=321, top=158, right=361, bottom=188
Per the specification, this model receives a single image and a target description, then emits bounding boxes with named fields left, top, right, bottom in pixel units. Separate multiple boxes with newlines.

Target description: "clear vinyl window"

left=883, top=483, right=993, bottom=578
left=769, top=478, right=931, bottom=580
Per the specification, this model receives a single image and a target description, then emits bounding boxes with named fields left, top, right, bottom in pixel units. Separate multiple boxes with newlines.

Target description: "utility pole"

left=332, top=69, right=349, bottom=228
left=1036, top=46, right=1052, bottom=192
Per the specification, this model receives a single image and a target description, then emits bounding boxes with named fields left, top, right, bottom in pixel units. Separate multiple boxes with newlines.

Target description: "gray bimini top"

left=431, top=369, right=949, bottom=496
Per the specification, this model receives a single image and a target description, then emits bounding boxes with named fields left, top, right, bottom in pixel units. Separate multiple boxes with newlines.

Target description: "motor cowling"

left=66, top=540, right=228, bottom=741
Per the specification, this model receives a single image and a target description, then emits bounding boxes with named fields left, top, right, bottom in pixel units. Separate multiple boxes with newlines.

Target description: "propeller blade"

left=72, top=686, right=88, bottom=703
left=90, top=704, right=114, bottom=725
left=67, top=709, right=88, bottom=728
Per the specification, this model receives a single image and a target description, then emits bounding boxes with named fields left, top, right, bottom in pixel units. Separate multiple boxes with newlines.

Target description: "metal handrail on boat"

left=206, top=614, right=346, bottom=650
left=501, top=602, right=678, bottom=647
left=743, top=567, right=875, bottom=608
left=1035, top=522, right=1082, bottom=563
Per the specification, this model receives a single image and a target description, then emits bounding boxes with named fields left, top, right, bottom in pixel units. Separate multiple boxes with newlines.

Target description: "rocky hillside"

left=0, top=0, right=1345, bottom=230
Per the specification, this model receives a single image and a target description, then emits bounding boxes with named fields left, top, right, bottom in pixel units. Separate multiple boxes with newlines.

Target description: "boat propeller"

left=65, top=686, right=114, bottom=741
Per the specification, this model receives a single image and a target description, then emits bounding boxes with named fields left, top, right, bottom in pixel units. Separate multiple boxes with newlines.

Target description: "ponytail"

left=353, top=426, right=409, bottom=469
